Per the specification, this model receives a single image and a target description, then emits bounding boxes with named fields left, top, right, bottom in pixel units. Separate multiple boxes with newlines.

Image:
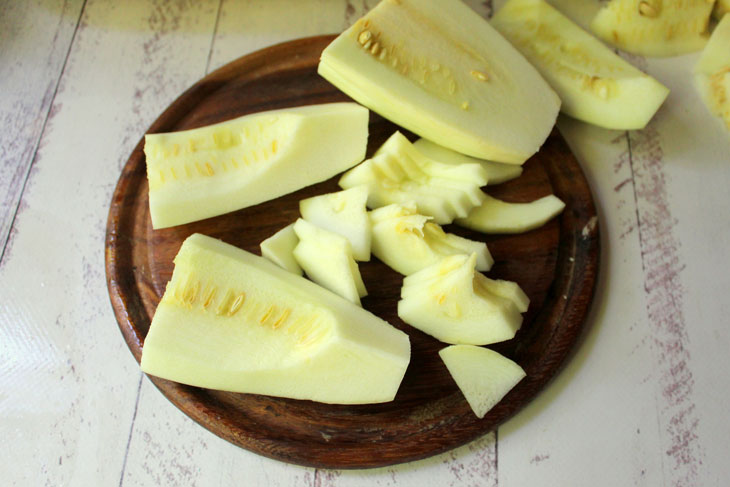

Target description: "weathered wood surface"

left=2, top=0, right=729, bottom=485
left=0, top=0, right=85, bottom=258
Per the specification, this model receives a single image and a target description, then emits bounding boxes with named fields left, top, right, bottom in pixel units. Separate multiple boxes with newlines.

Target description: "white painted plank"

left=122, top=377, right=313, bottom=487
left=640, top=53, right=730, bottom=487
left=309, top=432, right=496, bottom=487
left=0, top=0, right=220, bottom=485
left=0, top=0, right=84, bottom=256
left=206, top=0, right=377, bottom=73
left=208, top=0, right=492, bottom=73
left=498, top=47, right=730, bottom=484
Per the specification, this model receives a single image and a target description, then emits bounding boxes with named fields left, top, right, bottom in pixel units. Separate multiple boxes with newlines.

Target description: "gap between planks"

left=118, top=374, right=144, bottom=487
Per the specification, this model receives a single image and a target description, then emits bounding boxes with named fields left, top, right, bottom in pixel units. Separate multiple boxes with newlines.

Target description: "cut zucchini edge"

left=455, top=194, right=566, bottom=234
left=292, top=219, right=365, bottom=306
left=339, top=132, right=489, bottom=225
left=299, top=185, right=372, bottom=262
left=260, top=223, right=303, bottom=275
left=412, top=138, right=523, bottom=185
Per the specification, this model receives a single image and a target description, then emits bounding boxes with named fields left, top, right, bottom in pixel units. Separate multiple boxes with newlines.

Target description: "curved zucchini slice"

left=412, top=138, right=523, bottom=185
left=455, top=193, right=565, bottom=234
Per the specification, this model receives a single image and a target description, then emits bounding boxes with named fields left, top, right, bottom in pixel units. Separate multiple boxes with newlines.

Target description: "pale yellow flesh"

left=439, top=345, right=526, bottom=418
left=141, top=234, right=409, bottom=404
left=492, top=0, right=669, bottom=129
left=455, top=193, right=565, bottom=234
left=412, top=138, right=522, bottom=185
left=339, top=132, right=488, bottom=224
left=474, top=273, right=530, bottom=313
left=695, top=14, right=730, bottom=131
left=370, top=203, right=493, bottom=276
left=292, top=219, right=367, bottom=306
left=398, top=254, right=526, bottom=345
left=144, top=103, right=368, bottom=228
left=318, top=0, right=560, bottom=164
left=299, top=185, right=372, bottom=261
left=590, top=0, right=714, bottom=57
left=260, top=223, right=302, bottom=275
left=545, top=0, right=601, bottom=30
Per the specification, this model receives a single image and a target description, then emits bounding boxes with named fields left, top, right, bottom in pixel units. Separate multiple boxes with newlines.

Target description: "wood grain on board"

left=106, top=35, right=599, bottom=469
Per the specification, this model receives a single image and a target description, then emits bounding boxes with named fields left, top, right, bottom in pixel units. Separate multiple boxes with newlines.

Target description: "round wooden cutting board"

left=105, top=35, right=599, bottom=469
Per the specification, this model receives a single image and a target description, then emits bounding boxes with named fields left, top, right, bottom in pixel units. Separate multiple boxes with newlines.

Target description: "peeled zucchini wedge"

left=292, top=219, right=367, bottom=306
left=260, top=223, right=302, bottom=275
left=492, top=0, right=669, bottom=130
left=455, top=193, right=566, bottom=234
left=370, top=202, right=493, bottom=276
left=590, top=0, right=714, bottom=57
left=299, top=185, right=372, bottom=261
left=398, top=253, right=527, bottom=345
left=339, top=132, right=488, bottom=225
left=318, top=0, right=561, bottom=164
left=144, top=103, right=368, bottom=229
left=695, top=14, right=730, bottom=131
left=141, top=234, right=409, bottom=404
left=412, top=138, right=523, bottom=185
left=440, top=345, right=526, bottom=419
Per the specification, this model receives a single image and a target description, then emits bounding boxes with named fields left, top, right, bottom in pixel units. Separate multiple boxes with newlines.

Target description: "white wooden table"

left=2, top=1, right=729, bottom=485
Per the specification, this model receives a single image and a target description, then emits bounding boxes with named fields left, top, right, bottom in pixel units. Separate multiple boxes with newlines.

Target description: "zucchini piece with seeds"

left=141, top=233, right=410, bottom=404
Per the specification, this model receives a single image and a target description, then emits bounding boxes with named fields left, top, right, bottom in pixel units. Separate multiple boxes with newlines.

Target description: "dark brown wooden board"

left=105, top=35, right=600, bottom=469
